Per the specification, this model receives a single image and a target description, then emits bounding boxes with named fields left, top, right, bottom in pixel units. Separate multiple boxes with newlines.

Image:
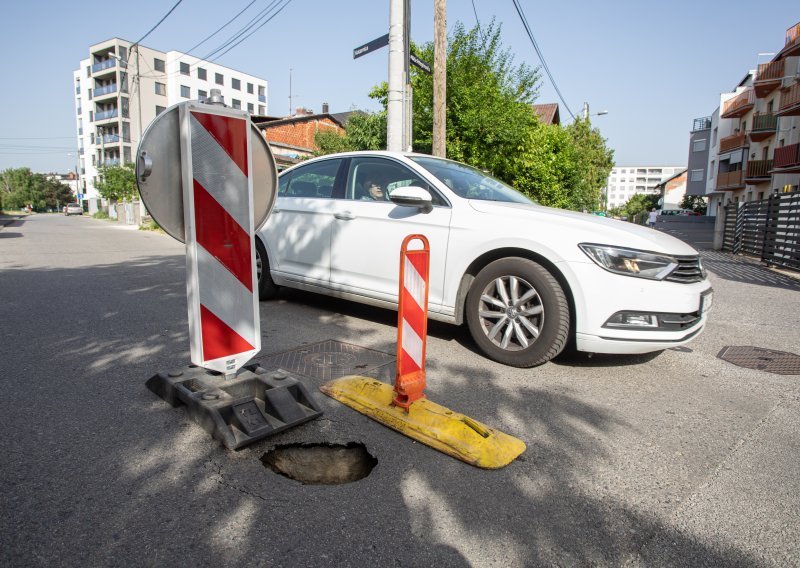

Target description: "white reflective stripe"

left=403, top=256, right=426, bottom=310
left=196, top=245, right=256, bottom=344
left=401, top=317, right=424, bottom=368
left=189, top=114, right=250, bottom=231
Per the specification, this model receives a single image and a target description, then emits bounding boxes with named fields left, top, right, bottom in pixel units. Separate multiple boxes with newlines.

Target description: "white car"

left=256, top=151, right=712, bottom=367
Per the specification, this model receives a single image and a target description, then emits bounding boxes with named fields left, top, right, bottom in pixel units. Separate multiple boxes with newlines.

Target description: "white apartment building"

left=73, top=38, right=269, bottom=214
left=603, top=166, right=684, bottom=210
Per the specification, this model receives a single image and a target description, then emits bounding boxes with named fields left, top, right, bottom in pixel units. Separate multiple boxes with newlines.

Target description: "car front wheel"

left=466, top=258, right=569, bottom=367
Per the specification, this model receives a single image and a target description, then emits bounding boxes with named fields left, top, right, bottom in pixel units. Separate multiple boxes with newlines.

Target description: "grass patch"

left=93, top=211, right=110, bottom=220
left=139, top=218, right=165, bottom=234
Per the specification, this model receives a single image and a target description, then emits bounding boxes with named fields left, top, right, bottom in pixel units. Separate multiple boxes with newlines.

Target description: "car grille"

left=666, top=255, right=705, bottom=283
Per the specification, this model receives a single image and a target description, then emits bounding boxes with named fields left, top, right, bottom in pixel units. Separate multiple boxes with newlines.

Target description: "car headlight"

left=579, top=244, right=678, bottom=280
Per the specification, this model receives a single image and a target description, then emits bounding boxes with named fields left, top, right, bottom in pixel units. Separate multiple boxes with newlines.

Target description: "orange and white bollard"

left=393, top=234, right=430, bottom=410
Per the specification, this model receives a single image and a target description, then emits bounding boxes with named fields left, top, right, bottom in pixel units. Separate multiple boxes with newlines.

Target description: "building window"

left=247, top=82, right=254, bottom=94
left=118, top=46, right=127, bottom=62
left=198, top=67, right=207, bottom=80
left=180, top=62, right=190, bottom=75
left=232, top=99, right=241, bottom=110
left=232, top=78, right=241, bottom=90
left=258, top=105, right=265, bottom=115
left=198, top=89, right=207, bottom=102
left=154, top=58, right=165, bottom=72
left=181, top=85, right=190, bottom=98
left=123, top=146, right=131, bottom=164
left=156, top=105, right=166, bottom=115
left=709, top=160, right=715, bottom=179
left=690, top=169, right=704, bottom=182
left=155, top=82, right=166, bottom=96
left=693, top=139, right=707, bottom=152
left=712, top=127, right=718, bottom=146
left=247, top=103, right=254, bottom=113
left=215, top=72, right=224, bottom=85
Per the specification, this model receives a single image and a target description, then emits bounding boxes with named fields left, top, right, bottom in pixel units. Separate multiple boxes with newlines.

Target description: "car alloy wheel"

left=466, top=258, right=569, bottom=367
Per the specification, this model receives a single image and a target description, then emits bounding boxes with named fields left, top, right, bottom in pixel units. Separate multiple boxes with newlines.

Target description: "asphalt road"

left=1, top=214, right=799, bottom=567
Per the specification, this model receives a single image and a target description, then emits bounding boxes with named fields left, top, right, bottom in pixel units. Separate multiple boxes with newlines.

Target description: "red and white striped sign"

left=181, top=105, right=260, bottom=374
left=393, top=234, right=430, bottom=410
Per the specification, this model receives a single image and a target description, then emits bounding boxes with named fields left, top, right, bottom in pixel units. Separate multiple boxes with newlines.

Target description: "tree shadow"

left=0, top=254, right=765, bottom=567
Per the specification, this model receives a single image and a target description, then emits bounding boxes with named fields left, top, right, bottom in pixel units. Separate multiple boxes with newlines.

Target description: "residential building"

left=603, top=166, right=685, bottom=210
left=654, top=170, right=688, bottom=210
left=532, top=103, right=561, bottom=125
left=255, top=104, right=360, bottom=170
left=73, top=38, right=269, bottom=214
left=686, top=21, right=800, bottom=217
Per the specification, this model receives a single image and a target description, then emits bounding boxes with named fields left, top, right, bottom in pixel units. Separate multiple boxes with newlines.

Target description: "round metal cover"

left=135, top=101, right=277, bottom=243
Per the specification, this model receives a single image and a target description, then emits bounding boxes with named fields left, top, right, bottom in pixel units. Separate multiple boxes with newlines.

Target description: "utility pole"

left=288, top=68, right=293, bottom=116
left=387, top=0, right=405, bottom=152
left=432, top=0, right=446, bottom=157
left=583, top=101, right=589, bottom=121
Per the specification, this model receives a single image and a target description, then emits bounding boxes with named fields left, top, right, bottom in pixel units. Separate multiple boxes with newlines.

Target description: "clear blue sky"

left=1, top=0, right=797, bottom=173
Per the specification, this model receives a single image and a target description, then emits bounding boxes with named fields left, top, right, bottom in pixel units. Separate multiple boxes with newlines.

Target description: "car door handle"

left=334, top=211, right=355, bottom=221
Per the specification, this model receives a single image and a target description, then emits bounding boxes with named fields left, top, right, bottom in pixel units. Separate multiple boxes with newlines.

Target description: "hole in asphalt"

left=261, top=442, right=377, bottom=485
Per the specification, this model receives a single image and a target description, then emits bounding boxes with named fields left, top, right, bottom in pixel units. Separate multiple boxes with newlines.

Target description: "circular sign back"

left=135, top=101, right=278, bottom=243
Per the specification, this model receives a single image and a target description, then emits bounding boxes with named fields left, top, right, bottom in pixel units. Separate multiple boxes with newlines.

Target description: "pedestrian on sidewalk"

left=648, top=208, right=658, bottom=228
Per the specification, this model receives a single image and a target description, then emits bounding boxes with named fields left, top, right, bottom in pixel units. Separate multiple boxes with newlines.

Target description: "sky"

left=1, top=0, right=798, bottom=174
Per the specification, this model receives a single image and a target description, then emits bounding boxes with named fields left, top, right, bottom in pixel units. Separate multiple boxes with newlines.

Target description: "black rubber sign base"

left=146, top=364, right=323, bottom=450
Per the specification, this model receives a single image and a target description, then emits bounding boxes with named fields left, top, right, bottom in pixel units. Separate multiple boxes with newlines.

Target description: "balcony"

left=91, top=59, right=116, bottom=75
left=721, top=89, right=754, bottom=119
left=754, top=60, right=783, bottom=98
left=692, top=116, right=712, bottom=131
left=94, top=108, right=118, bottom=121
left=745, top=159, right=772, bottom=182
left=749, top=112, right=778, bottom=142
left=258, top=94, right=266, bottom=103
left=778, top=82, right=800, bottom=116
left=719, top=132, right=748, bottom=153
left=773, top=143, right=800, bottom=171
left=716, top=169, right=744, bottom=190
left=101, top=159, right=121, bottom=167
left=94, top=83, right=118, bottom=98
left=779, top=22, right=800, bottom=58
left=101, top=134, right=120, bottom=144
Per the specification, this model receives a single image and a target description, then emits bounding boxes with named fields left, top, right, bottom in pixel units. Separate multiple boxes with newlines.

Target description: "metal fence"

left=722, top=192, right=800, bottom=271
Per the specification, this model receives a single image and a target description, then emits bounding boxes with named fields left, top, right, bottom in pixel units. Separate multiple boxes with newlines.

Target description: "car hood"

left=467, top=200, right=699, bottom=257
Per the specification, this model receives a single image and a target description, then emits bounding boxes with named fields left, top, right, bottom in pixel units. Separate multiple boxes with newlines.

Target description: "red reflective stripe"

left=200, top=304, right=255, bottom=360
left=193, top=179, right=253, bottom=292
left=190, top=111, right=249, bottom=176
left=405, top=250, right=429, bottom=282
left=401, top=291, right=425, bottom=331
left=399, top=349, right=420, bottom=374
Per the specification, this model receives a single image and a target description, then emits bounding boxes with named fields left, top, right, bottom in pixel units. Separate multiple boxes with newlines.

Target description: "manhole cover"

left=258, top=339, right=395, bottom=382
left=717, top=346, right=800, bottom=375
left=261, top=443, right=377, bottom=485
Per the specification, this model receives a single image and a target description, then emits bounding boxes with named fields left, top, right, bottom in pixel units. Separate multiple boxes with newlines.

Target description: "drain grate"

left=717, top=346, right=800, bottom=375
left=258, top=339, right=395, bottom=382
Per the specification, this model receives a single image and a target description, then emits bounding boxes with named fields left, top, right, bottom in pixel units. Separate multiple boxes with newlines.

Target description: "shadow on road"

left=0, top=254, right=762, bottom=566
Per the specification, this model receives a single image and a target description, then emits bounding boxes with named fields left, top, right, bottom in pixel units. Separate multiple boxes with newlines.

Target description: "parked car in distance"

left=256, top=151, right=712, bottom=367
left=64, top=203, right=83, bottom=216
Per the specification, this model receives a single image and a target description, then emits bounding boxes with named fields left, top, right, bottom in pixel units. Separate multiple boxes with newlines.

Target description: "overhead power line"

left=182, top=0, right=260, bottom=55
left=132, top=0, right=185, bottom=46
left=510, top=0, right=576, bottom=120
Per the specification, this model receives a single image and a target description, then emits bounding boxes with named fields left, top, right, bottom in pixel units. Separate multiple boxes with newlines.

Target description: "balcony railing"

left=101, top=159, right=121, bottom=167
left=787, top=22, right=800, bottom=47
left=716, top=170, right=744, bottom=189
left=751, top=112, right=778, bottom=132
left=94, top=84, right=118, bottom=97
left=95, top=109, right=118, bottom=121
left=692, top=116, right=712, bottom=131
left=258, top=94, right=266, bottom=103
left=102, top=134, right=120, bottom=144
left=91, top=59, right=116, bottom=73
left=721, top=89, right=754, bottom=117
left=746, top=159, right=772, bottom=178
left=756, top=60, right=783, bottom=82
left=719, top=132, right=747, bottom=153
left=774, top=143, right=800, bottom=168
left=779, top=83, right=800, bottom=113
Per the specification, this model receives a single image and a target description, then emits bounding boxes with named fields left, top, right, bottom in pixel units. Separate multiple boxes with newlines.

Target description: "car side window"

left=344, top=157, right=445, bottom=205
left=282, top=158, right=341, bottom=198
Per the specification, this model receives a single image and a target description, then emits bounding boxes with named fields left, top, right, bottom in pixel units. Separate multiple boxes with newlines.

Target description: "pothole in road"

left=261, top=443, right=377, bottom=485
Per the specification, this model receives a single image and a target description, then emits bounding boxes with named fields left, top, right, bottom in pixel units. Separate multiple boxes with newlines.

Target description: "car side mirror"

left=388, top=186, right=433, bottom=213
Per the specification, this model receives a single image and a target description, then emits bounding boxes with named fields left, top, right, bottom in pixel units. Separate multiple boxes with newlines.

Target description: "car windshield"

left=410, top=156, right=534, bottom=204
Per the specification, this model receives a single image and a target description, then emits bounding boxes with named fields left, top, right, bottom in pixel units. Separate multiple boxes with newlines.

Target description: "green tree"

left=95, top=163, right=137, bottom=202
left=511, top=123, right=579, bottom=208
left=41, top=177, right=74, bottom=210
left=1, top=168, right=36, bottom=210
left=622, top=193, right=660, bottom=220
left=564, top=119, right=615, bottom=211
left=680, top=194, right=707, bottom=214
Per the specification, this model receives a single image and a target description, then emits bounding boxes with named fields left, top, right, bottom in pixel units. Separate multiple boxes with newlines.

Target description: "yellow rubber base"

left=319, top=376, right=526, bottom=469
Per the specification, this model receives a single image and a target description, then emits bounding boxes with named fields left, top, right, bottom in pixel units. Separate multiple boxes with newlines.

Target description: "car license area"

left=700, top=290, right=713, bottom=313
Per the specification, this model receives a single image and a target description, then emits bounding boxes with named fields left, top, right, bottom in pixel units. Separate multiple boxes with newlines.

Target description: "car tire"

left=255, top=238, right=279, bottom=301
left=465, top=257, right=569, bottom=367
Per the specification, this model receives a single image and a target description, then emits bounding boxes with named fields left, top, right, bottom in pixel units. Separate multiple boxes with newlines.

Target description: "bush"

left=93, top=211, right=110, bottom=220
left=139, top=218, right=163, bottom=233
